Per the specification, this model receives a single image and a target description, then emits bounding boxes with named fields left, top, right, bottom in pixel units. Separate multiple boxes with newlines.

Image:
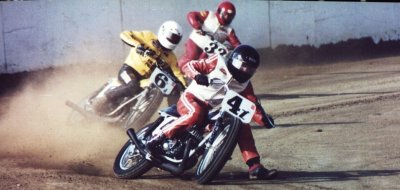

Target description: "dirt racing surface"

left=0, top=55, right=400, bottom=189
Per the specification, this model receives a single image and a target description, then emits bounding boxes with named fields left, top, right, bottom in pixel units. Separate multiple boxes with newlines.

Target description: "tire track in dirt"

left=274, top=91, right=400, bottom=118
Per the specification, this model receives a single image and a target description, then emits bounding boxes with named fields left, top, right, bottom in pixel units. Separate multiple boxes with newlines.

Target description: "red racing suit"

left=178, top=10, right=241, bottom=72
left=162, top=54, right=267, bottom=163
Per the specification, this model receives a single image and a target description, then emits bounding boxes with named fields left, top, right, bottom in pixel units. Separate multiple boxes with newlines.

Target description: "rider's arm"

left=240, top=82, right=266, bottom=126
left=187, top=10, right=209, bottom=30
left=182, top=54, right=218, bottom=79
left=227, top=28, right=241, bottom=48
left=120, top=31, right=147, bottom=47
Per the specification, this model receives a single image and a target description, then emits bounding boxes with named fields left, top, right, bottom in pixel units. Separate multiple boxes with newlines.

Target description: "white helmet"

left=158, top=20, right=183, bottom=51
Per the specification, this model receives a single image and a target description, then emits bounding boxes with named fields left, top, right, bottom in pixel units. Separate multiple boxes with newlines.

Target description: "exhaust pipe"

left=126, top=128, right=191, bottom=176
left=126, top=128, right=148, bottom=157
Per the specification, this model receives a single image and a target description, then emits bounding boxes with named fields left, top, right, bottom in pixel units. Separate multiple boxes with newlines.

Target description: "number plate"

left=203, top=41, right=229, bottom=57
left=221, top=90, right=256, bottom=123
left=149, top=68, right=176, bottom=95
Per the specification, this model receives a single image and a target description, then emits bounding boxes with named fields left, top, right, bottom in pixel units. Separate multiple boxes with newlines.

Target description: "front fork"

left=131, top=87, right=151, bottom=111
left=206, top=112, right=226, bottom=146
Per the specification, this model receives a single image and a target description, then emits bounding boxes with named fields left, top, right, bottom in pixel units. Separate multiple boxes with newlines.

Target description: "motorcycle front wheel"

left=113, top=126, right=153, bottom=179
left=124, top=86, right=162, bottom=129
left=195, top=114, right=242, bottom=184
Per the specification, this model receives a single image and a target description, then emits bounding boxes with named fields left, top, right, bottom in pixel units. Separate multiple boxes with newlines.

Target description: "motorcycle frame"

left=125, top=109, right=229, bottom=176
left=105, top=85, right=152, bottom=117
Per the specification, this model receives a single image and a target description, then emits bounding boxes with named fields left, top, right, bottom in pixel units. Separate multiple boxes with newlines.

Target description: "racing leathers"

left=161, top=53, right=269, bottom=163
left=119, top=30, right=186, bottom=85
left=177, top=10, right=241, bottom=72
left=93, top=31, right=186, bottom=112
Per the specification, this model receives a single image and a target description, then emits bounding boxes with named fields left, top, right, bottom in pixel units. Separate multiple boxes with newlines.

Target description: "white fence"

left=1, top=0, right=399, bottom=73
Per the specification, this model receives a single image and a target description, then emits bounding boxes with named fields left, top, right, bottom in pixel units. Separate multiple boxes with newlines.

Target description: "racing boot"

left=248, top=163, right=278, bottom=180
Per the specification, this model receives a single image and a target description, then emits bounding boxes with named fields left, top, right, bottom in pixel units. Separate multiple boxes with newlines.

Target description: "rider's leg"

left=238, top=124, right=260, bottom=162
left=163, top=91, right=209, bottom=138
left=146, top=91, right=209, bottom=152
left=105, top=80, right=141, bottom=102
left=238, top=124, right=278, bottom=180
left=107, top=64, right=143, bottom=100
left=92, top=64, right=142, bottom=113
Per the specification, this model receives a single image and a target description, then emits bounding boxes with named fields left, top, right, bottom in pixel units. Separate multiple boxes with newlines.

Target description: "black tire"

left=113, top=127, right=153, bottom=179
left=124, top=86, right=163, bottom=129
left=195, top=115, right=242, bottom=184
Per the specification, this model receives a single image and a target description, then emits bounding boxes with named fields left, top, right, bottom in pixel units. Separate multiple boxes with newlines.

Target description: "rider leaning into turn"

left=92, top=20, right=187, bottom=113
left=177, top=0, right=241, bottom=72
left=146, top=45, right=278, bottom=180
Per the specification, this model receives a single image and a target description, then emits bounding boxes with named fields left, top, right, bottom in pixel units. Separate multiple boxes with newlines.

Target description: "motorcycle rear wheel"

left=113, top=126, right=152, bottom=179
left=195, top=115, right=241, bottom=184
left=66, top=98, right=91, bottom=125
left=66, top=83, right=108, bottom=125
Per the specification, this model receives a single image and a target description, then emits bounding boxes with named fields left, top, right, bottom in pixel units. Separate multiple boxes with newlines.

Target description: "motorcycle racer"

left=147, top=45, right=278, bottom=180
left=177, top=1, right=241, bottom=73
left=92, top=20, right=186, bottom=113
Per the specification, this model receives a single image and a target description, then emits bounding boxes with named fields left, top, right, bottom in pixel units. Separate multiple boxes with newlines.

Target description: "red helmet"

left=216, top=1, right=236, bottom=26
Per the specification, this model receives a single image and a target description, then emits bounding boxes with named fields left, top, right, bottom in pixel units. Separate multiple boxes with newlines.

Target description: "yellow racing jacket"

left=120, top=30, right=186, bottom=87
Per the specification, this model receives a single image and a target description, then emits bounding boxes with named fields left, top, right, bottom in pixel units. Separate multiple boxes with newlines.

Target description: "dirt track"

left=1, top=55, right=400, bottom=189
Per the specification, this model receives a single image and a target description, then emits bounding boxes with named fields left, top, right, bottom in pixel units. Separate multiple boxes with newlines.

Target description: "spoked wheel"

left=195, top=115, right=242, bottom=184
left=113, top=126, right=152, bottom=179
left=124, top=87, right=162, bottom=129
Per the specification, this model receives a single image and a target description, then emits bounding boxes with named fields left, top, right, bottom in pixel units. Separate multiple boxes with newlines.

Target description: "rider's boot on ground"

left=91, top=96, right=108, bottom=113
left=248, top=163, right=278, bottom=180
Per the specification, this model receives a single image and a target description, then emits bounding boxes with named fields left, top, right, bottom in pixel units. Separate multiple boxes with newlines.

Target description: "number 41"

left=227, top=96, right=250, bottom=119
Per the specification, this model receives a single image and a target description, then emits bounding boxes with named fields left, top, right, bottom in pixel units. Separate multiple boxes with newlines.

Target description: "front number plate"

left=221, top=90, right=256, bottom=123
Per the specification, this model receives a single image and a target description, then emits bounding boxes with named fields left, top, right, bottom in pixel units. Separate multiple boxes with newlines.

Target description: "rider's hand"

left=194, top=74, right=209, bottom=86
left=262, top=114, right=276, bottom=129
left=196, top=29, right=206, bottom=36
left=144, top=49, right=156, bottom=58
left=136, top=45, right=146, bottom=55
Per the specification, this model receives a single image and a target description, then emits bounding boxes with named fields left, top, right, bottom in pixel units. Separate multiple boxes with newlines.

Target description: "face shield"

left=231, top=58, right=257, bottom=77
left=167, top=32, right=182, bottom=45
left=218, top=8, right=235, bottom=25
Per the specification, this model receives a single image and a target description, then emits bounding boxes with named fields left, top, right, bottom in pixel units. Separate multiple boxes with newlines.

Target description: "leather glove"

left=262, top=114, right=276, bottom=129
left=136, top=45, right=146, bottom=55
left=144, top=49, right=156, bottom=57
left=196, top=29, right=206, bottom=36
left=194, top=74, right=209, bottom=86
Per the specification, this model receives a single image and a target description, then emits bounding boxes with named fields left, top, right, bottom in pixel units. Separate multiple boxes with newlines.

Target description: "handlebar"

left=255, top=99, right=276, bottom=128
left=122, top=39, right=185, bottom=91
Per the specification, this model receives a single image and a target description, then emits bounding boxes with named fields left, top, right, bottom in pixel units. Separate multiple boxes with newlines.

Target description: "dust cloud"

left=0, top=64, right=127, bottom=175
